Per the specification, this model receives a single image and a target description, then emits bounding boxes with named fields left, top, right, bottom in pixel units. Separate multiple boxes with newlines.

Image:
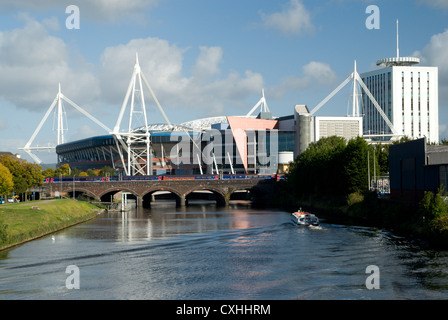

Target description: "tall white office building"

left=361, top=64, right=439, bottom=143
left=360, top=21, right=439, bottom=143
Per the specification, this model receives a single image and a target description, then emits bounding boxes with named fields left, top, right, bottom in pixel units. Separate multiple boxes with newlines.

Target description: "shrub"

left=347, top=191, right=364, bottom=206
left=419, top=189, right=448, bottom=232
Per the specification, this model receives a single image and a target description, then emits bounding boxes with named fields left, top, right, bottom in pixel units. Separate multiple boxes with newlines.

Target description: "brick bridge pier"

left=40, top=178, right=277, bottom=207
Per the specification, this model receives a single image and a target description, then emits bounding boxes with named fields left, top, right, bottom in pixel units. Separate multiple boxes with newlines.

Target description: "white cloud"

left=414, top=29, right=448, bottom=84
left=192, top=46, right=223, bottom=81
left=259, top=0, right=315, bottom=36
left=0, top=16, right=336, bottom=132
left=0, top=15, right=264, bottom=124
left=413, top=29, right=448, bottom=140
left=99, top=37, right=264, bottom=118
left=0, top=16, right=99, bottom=112
left=303, top=61, right=338, bottom=85
left=99, top=37, right=188, bottom=106
left=0, top=16, right=337, bottom=128
left=267, top=61, right=338, bottom=98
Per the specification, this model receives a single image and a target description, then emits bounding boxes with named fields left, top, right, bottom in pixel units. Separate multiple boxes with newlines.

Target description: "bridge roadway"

left=40, top=178, right=277, bottom=207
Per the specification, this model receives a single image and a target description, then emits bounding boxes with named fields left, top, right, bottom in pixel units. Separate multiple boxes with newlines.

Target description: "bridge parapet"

left=40, top=178, right=277, bottom=207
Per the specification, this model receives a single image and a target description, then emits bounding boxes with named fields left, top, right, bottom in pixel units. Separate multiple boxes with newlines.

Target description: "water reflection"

left=113, top=203, right=283, bottom=242
left=1, top=203, right=448, bottom=299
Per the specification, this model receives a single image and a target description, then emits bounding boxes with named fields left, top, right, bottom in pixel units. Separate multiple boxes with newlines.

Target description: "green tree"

left=23, top=162, right=44, bottom=189
left=68, top=167, right=82, bottom=177
left=99, top=166, right=115, bottom=177
left=288, top=136, right=347, bottom=196
left=0, top=162, right=14, bottom=196
left=287, top=136, right=380, bottom=198
left=0, top=155, right=43, bottom=195
left=55, top=163, right=71, bottom=176
left=42, top=167, right=56, bottom=177
left=344, top=136, right=371, bottom=194
left=375, top=144, right=389, bottom=175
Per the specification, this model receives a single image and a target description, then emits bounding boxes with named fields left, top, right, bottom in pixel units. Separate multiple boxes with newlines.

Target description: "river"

left=1, top=201, right=448, bottom=300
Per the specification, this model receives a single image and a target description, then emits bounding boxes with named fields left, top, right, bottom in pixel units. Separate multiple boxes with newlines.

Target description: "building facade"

left=389, top=137, right=448, bottom=202
left=314, top=116, right=363, bottom=142
left=294, top=104, right=363, bottom=156
left=56, top=113, right=296, bottom=176
left=361, top=65, right=439, bottom=143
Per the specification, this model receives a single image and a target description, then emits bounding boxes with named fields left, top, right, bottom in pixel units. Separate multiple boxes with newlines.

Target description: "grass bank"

left=0, top=199, right=103, bottom=251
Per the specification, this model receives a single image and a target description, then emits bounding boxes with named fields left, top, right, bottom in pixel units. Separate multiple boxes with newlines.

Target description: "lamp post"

left=367, top=149, right=370, bottom=190
left=73, top=175, right=76, bottom=200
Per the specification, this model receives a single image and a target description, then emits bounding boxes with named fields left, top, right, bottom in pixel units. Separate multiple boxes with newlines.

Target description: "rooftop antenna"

left=376, top=19, right=420, bottom=67
left=396, top=19, right=399, bottom=58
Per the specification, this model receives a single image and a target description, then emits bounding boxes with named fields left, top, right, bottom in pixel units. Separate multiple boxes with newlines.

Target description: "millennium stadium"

left=53, top=101, right=363, bottom=177
left=24, top=53, right=428, bottom=178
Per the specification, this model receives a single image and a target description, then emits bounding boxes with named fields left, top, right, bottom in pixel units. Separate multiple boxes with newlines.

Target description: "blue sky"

left=0, top=0, right=447, bottom=163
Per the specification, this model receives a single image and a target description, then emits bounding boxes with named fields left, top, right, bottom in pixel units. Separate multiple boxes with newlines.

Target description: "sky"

left=0, top=0, right=448, bottom=164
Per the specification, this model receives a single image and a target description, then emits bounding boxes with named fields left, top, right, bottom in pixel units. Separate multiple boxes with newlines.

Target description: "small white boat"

left=291, top=210, right=319, bottom=226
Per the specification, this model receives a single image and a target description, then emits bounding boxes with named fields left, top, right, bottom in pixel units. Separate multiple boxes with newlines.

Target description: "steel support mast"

left=112, top=53, right=172, bottom=176
left=20, top=84, right=111, bottom=163
left=310, top=60, right=399, bottom=138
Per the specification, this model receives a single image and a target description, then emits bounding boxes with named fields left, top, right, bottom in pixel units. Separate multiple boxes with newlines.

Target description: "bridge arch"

left=142, top=188, right=183, bottom=208
left=229, top=188, right=254, bottom=201
left=185, top=187, right=227, bottom=207
left=99, top=188, right=139, bottom=205
left=65, top=188, right=99, bottom=201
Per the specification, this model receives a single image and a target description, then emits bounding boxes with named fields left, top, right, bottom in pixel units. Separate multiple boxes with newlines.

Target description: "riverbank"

left=275, top=187, right=448, bottom=248
left=0, top=199, right=103, bottom=251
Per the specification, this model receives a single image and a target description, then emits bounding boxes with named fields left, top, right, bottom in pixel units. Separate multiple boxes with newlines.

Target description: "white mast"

left=310, top=60, right=398, bottom=137
left=57, top=83, right=66, bottom=145
left=352, top=60, right=359, bottom=117
left=396, top=19, right=399, bottom=58
left=246, top=89, right=270, bottom=117
left=112, top=52, right=172, bottom=176
left=20, top=84, right=111, bottom=163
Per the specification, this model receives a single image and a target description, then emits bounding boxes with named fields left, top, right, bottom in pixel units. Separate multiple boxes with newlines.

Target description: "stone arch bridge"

left=40, top=178, right=277, bottom=207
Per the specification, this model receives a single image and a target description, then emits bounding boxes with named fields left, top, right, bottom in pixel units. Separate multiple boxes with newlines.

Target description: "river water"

left=1, top=202, right=448, bottom=300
